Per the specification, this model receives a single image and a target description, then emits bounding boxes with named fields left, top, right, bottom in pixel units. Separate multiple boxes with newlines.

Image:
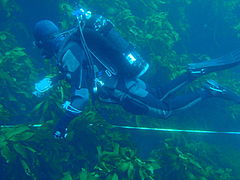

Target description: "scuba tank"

left=70, top=8, right=149, bottom=78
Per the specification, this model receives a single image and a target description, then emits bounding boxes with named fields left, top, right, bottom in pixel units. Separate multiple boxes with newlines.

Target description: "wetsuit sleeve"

left=54, top=42, right=90, bottom=137
left=60, top=42, right=87, bottom=88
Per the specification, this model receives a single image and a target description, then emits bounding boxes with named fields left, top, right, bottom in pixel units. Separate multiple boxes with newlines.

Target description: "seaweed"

left=0, top=43, right=38, bottom=122
left=150, top=139, right=236, bottom=180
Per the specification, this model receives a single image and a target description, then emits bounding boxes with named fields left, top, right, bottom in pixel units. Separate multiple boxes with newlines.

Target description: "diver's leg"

left=115, top=79, right=240, bottom=119
left=111, top=78, right=208, bottom=118
left=148, top=49, right=240, bottom=100
left=116, top=87, right=209, bottom=119
left=148, top=80, right=240, bottom=118
left=188, top=49, right=240, bottom=76
left=147, top=72, right=196, bottom=100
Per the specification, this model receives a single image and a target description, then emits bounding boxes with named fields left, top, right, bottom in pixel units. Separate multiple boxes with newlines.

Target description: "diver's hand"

left=53, top=128, right=68, bottom=139
left=33, top=78, right=53, bottom=97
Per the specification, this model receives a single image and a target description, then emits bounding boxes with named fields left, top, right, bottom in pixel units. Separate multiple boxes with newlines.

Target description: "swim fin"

left=204, top=79, right=240, bottom=103
left=188, top=49, right=240, bottom=75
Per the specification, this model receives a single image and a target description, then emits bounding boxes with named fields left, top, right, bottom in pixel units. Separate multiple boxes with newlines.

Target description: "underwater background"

left=1, top=0, right=240, bottom=179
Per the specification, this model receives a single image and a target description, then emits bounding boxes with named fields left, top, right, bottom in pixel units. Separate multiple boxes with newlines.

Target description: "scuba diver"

left=33, top=8, right=240, bottom=139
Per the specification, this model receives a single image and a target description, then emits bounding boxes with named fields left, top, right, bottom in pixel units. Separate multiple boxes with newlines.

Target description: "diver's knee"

left=121, top=95, right=172, bottom=119
left=125, top=79, right=148, bottom=98
left=121, top=95, right=149, bottom=115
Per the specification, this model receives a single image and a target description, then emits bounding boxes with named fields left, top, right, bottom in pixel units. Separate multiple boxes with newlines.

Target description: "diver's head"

left=33, top=20, right=63, bottom=58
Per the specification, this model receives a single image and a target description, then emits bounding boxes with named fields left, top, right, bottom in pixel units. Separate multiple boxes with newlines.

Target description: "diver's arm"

left=53, top=61, right=89, bottom=139
left=53, top=43, right=89, bottom=139
left=33, top=41, right=83, bottom=98
left=53, top=88, right=90, bottom=139
left=53, top=88, right=89, bottom=139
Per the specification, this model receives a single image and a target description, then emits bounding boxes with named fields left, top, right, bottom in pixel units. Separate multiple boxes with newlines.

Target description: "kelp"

left=0, top=104, right=10, bottom=124
left=151, top=139, right=236, bottom=180
left=0, top=123, right=75, bottom=179
left=58, top=2, right=76, bottom=30
left=0, top=44, right=38, bottom=122
left=144, top=12, right=179, bottom=53
left=0, top=32, right=18, bottom=53
left=0, top=113, right=159, bottom=180
left=0, top=0, right=19, bottom=17
left=0, top=125, right=38, bottom=179
left=94, top=143, right=160, bottom=180
left=0, top=117, right=238, bottom=180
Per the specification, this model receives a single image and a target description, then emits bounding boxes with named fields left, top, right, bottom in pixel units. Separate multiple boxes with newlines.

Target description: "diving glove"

left=33, top=78, right=53, bottom=97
